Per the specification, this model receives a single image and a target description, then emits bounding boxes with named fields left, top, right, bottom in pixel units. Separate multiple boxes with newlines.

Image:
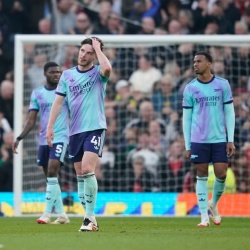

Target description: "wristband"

left=16, top=136, right=23, bottom=141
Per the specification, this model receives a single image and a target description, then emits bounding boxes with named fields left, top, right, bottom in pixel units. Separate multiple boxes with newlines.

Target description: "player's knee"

left=47, top=170, right=58, bottom=177
left=215, top=171, right=227, bottom=180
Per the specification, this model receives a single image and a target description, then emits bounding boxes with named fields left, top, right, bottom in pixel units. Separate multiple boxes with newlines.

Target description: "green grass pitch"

left=0, top=217, right=250, bottom=250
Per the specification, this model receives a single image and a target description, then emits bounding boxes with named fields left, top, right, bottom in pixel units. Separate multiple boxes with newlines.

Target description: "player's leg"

left=191, top=143, right=210, bottom=227
left=78, top=129, right=106, bottom=232
left=36, top=145, right=51, bottom=224
left=78, top=151, right=99, bottom=232
left=209, top=143, right=228, bottom=225
left=195, top=163, right=210, bottom=227
left=48, top=143, right=70, bottom=224
left=68, top=134, right=87, bottom=218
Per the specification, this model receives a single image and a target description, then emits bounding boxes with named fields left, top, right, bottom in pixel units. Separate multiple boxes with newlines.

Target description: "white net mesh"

left=14, top=35, right=250, bottom=215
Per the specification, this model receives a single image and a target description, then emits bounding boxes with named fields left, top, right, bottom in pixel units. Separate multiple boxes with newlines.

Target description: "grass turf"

left=0, top=217, right=249, bottom=250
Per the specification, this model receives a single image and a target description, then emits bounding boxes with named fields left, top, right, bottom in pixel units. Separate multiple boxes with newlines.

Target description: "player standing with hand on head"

left=12, top=62, right=70, bottom=224
left=46, top=37, right=112, bottom=232
left=182, top=51, right=236, bottom=227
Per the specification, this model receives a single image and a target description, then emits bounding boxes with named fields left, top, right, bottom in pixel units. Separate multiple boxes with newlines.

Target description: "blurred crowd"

left=1, top=0, right=250, bottom=193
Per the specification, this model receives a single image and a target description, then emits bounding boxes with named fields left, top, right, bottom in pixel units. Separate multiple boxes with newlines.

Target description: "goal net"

left=13, top=35, right=250, bottom=216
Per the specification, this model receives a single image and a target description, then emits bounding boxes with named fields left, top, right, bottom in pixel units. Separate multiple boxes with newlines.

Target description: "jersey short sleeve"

left=29, top=90, right=39, bottom=111
left=56, top=71, right=67, bottom=96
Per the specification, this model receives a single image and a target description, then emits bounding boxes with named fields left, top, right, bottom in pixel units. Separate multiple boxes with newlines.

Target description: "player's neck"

left=197, top=73, right=213, bottom=82
left=78, top=64, right=94, bottom=71
left=45, top=83, right=57, bottom=89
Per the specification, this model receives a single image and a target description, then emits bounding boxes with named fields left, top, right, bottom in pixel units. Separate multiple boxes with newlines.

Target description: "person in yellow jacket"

left=207, top=163, right=236, bottom=194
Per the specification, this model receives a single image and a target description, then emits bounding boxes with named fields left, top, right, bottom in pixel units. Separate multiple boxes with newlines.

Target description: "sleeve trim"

left=182, top=106, right=193, bottom=109
left=56, top=92, right=66, bottom=97
left=223, top=100, right=233, bottom=105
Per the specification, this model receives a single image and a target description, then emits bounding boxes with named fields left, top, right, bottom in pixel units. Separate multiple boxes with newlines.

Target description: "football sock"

left=45, top=177, right=58, bottom=213
left=212, top=177, right=225, bottom=204
left=77, top=175, right=86, bottom=211
left=84, top=172, right=98, bottom=217
left=54, top=181, right=65, bottom=214
left=196, top=176, right=208, bottom=214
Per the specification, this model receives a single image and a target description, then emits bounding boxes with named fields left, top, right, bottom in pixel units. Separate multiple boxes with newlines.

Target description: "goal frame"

left=14, top=34, right=250, bottom=216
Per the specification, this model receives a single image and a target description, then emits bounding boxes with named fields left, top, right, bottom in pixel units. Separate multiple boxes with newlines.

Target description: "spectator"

left=176, top=43, right=195, bottom=77
left=0, top=111, right=12, bottom=147
left=122, top=0, right=145, bottom=21
left=207, top=1, right=233, bottom=34
left=126, top=130, right=161, bottom=192
left=105, top=11, right=125, bottom=34
left=192, top=0, right=210, bottom=34
left=182, top=165, right=196, bottom=193
left=0, top=29, right=14, bottom=83
left=0, top=80, right=14, bottom=128
left=231, top=46, right=250, bottom=90
left=137, top=16, right=156, bottom=34
left=234, top=99, right=250, bottom=149
left=38, top=18, right=51, bottom=34
left=142, top=0, right=161, bottom=20
left=159, top=140, right=190, bottom=192
left=167, top=18, right=182, bottom=34
left=234, top=0, right=250, bottom=15
left=212, top=60, right=226, bottom=77
left=0, top=131, right=14, bottom=191
left=123, top=100, right=167, bottom=136
left=178, top=9, right=194, bottom=34
left=95, top=144, right=116, bottom=191
left=241, top=6, right=250, bottom=30
left=26, top=0, right=52, bottom=34
left=68, top=11, right=97, bottom=34
left=51, top=0, right=76, bottom=34
left=2, top=0, right=30, bottom=35
left=148, top=120, right=169, bottom=156
left=160, top=0, right=181, bottom=26
left=220, top=0, right=241, bottom=30
left=151, top=74, right=182, bottom=114
left=130, top=155, right=159, bottom=192
left=163, top=60, right=182, bottom=88
left=0, top=4, right=14, bottom=82
left=114, top=79, right=138, bottom=133
left=234, top=20, right=249, bottom=34
left=26, top=52, right=47, bottom=88
left=233, top=145, right=250, bottom=192
left=93, top=0, right=113, bottom=33
left=129, top=54, right=162, bottom=96
left=204, top=20, right=220, bottom=34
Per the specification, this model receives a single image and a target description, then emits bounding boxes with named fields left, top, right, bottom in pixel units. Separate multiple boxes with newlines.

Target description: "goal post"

left=13, top=34, right=250, bottom=216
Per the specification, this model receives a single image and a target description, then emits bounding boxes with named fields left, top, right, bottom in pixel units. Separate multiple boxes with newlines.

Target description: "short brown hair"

left=80, top=37, right=104, bottom=51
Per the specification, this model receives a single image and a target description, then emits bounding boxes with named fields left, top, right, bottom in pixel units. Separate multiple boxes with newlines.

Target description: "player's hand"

left=91, top=37, right=101, bottom=51
left=46, top=127, right=54, bottom=147
left=185, top=150, right=191, bottom=159
left=226, top=142, right=236, bottom=157
left=12, top=140, right=19, bottom=154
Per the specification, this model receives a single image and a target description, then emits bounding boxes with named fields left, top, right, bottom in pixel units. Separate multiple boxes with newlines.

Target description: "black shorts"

left=190, top=142, right=228, bottom=163
left=68, top=129, right=106, bottom=162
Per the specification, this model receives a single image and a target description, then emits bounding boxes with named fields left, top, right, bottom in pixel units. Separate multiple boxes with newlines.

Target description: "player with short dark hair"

left=12, top=62, right=70, bottom=224
left=46, top=36, right=112, bottom=232
left=182, top=51, right=236, bottom=227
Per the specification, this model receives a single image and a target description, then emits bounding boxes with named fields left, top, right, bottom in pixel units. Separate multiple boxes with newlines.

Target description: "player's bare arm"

left=91, top=38, right=112, bottom=78
left=12, top=111, right=38, bottom=154
left=46, top=95, right=65, bottom=147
